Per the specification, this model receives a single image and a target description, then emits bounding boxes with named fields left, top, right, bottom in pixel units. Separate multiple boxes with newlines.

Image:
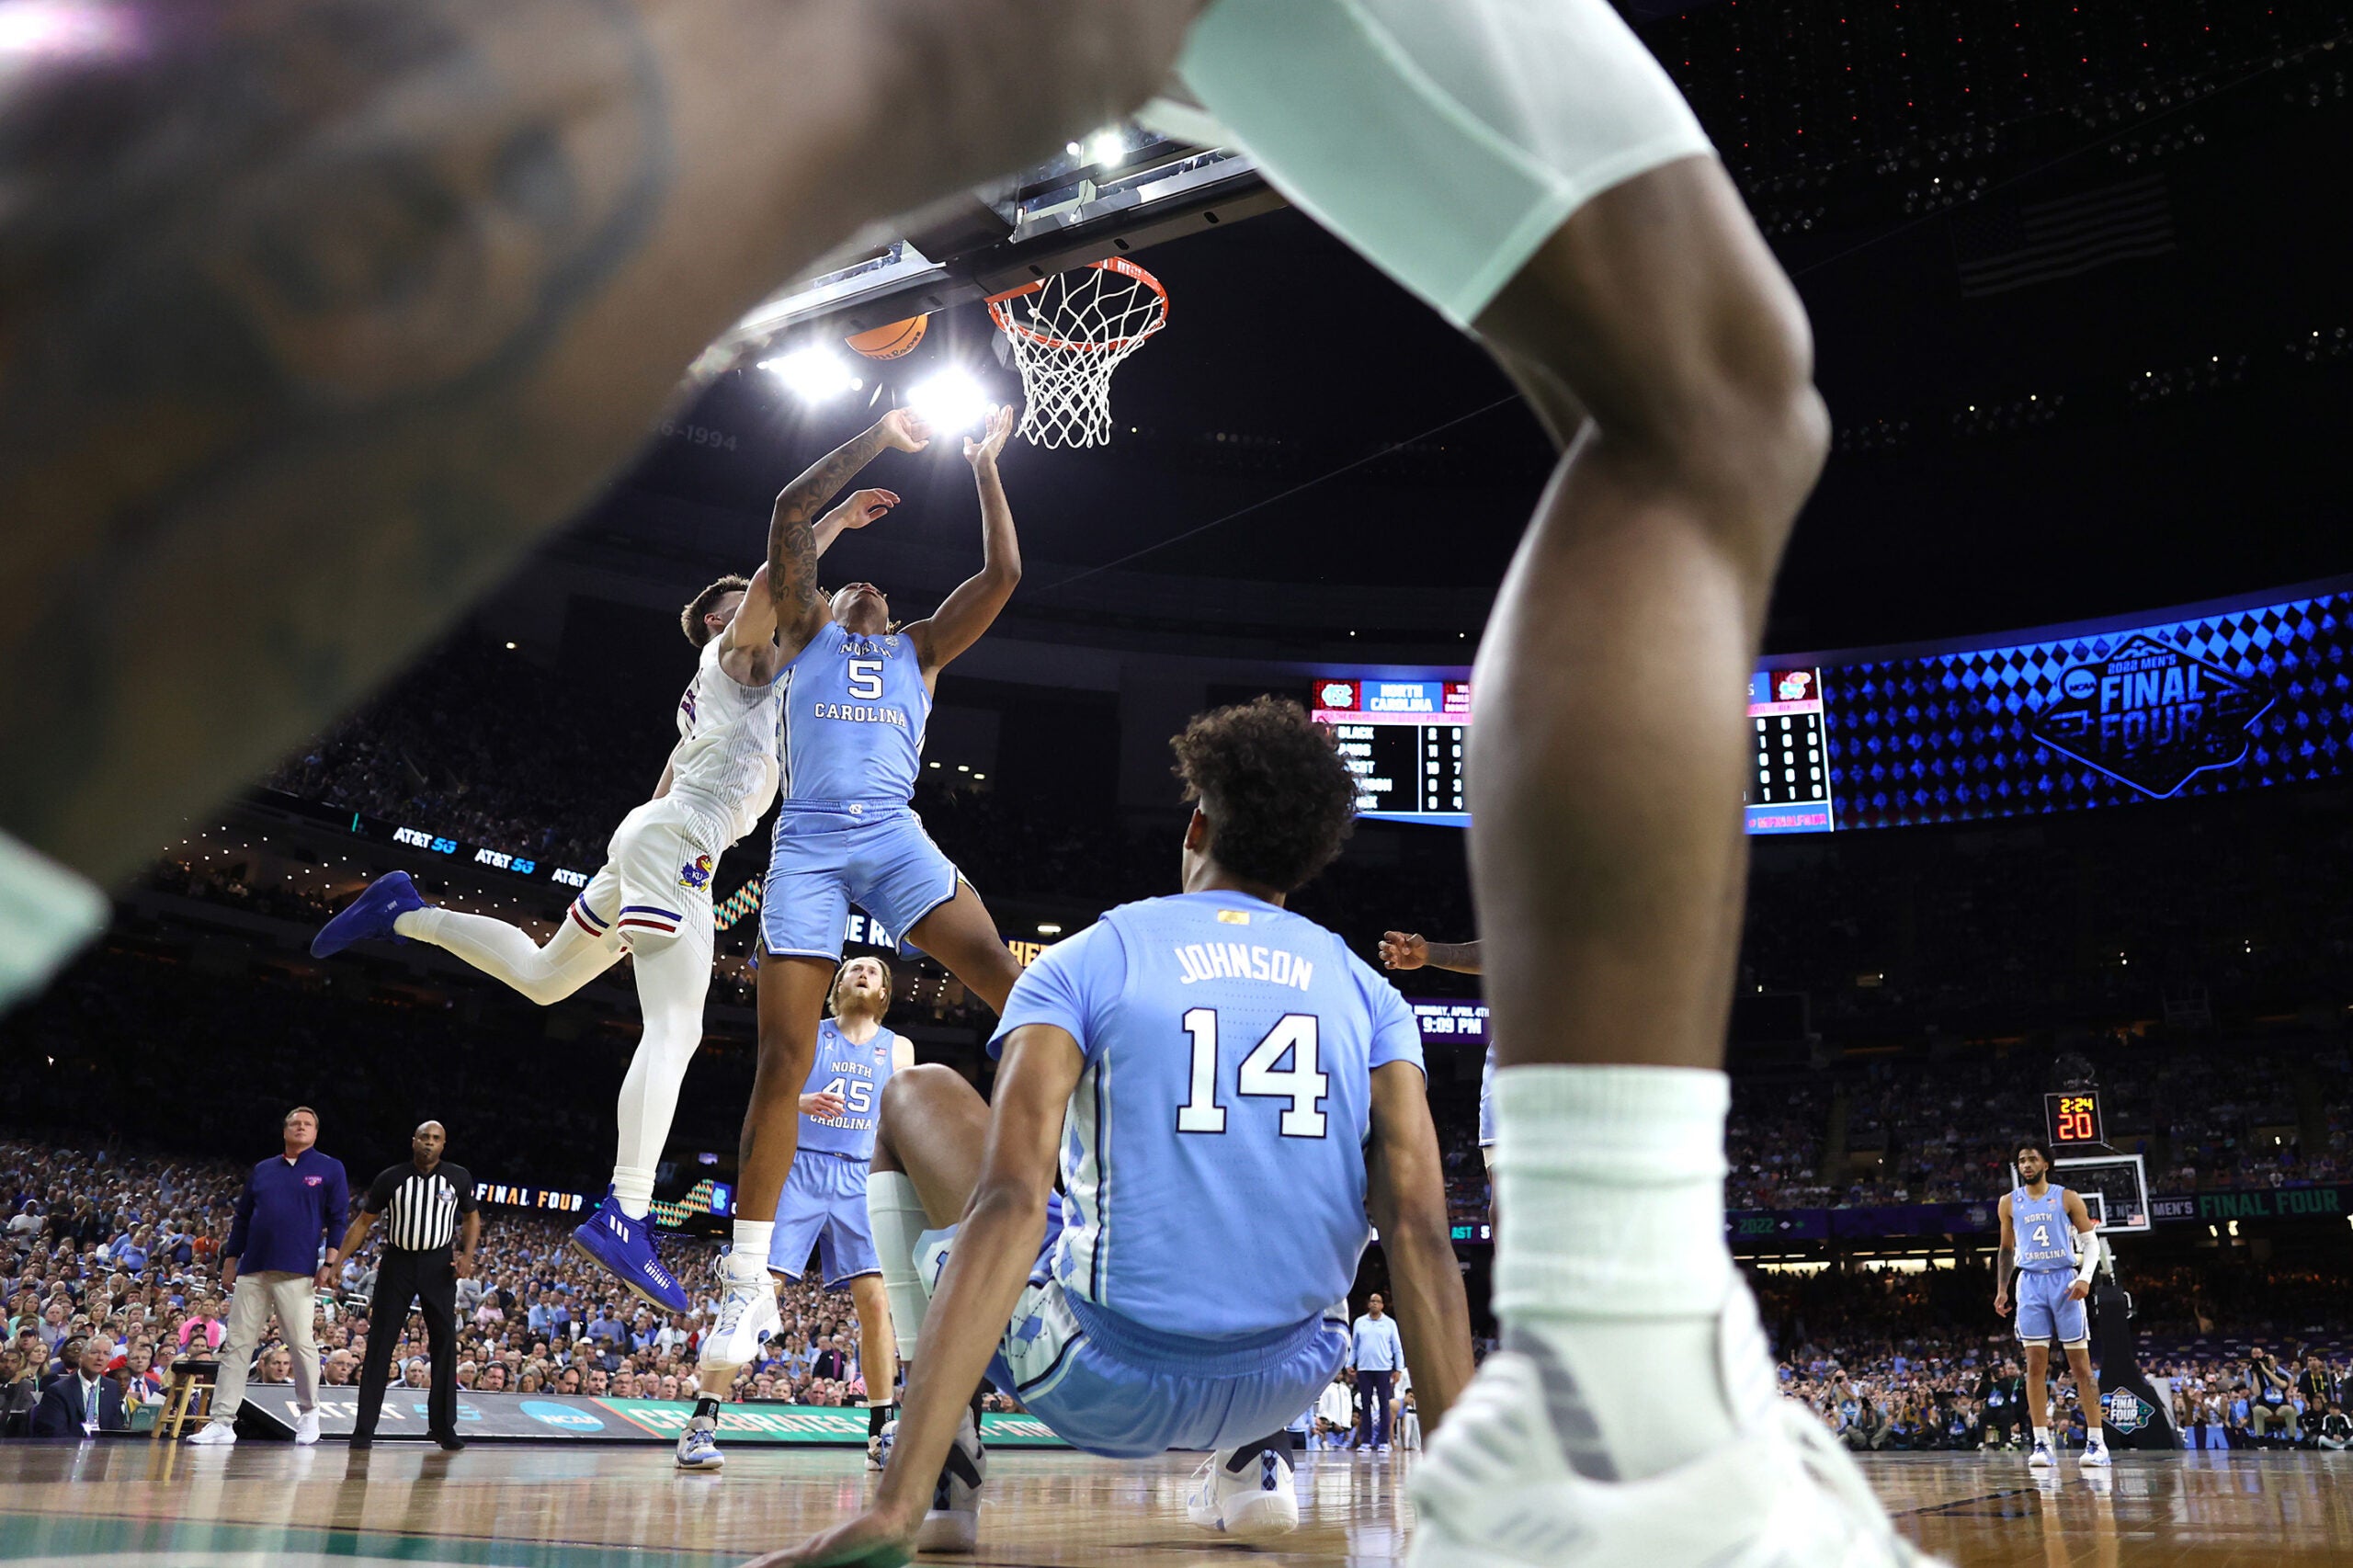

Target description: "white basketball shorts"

left=1162, top=0, right=1715, bottom=327
left=563, top=795, right=722, bottom=960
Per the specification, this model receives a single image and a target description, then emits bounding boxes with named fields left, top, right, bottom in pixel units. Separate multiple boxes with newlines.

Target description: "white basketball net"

left=988, top=258, right=1168, bottom=449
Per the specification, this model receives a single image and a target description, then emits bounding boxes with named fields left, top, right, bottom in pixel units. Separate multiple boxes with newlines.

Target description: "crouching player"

left=743, top=698, right=1475, bottom=1565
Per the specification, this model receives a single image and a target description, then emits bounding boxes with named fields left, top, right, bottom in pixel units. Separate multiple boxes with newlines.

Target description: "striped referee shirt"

left=362, top=1161, right=477, bottom=1255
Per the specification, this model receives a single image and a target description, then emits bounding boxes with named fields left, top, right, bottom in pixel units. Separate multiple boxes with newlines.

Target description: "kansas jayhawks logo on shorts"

left=678, top=854, right=714, bottom=891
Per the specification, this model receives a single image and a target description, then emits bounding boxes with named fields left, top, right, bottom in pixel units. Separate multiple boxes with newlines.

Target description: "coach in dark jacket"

left=340, top=1120, right=478, bottom=1449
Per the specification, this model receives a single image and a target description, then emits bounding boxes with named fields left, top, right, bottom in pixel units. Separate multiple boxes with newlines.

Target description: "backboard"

left=2053, top=1153, right=2152, bottom=1235
left=707, top=122, right=1280, bottom=368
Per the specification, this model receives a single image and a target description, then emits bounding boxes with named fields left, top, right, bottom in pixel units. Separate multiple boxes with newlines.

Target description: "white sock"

left=731, top=1220, right=775, bottom=1275
left=611, top=1166, right=655, bottom=1221
left=610, top=935, right=712, bottom=1216
left=394, top=905, right=618, bottom=1006
left=2034, top=1426, right=2052, bottom=1448
left=867, top=1171, right=930, bottom=1361
left=1492, top=1065, right=1756, bottom=1482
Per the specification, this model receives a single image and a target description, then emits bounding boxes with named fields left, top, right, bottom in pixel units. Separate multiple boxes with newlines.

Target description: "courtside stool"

left=156, top=1358, right=218, bottom=1441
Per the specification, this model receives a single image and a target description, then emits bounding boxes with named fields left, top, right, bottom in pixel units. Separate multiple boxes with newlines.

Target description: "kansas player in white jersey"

left=745, top=700, right=1476, bottom=1565
left=313, top=446, right=904, bottom=1314
left=676, top=954, right=913, bottom=1471
left=705, top=404, right=1034, bottom=1371
left=1995, top=1140, right=2109, bottom=1470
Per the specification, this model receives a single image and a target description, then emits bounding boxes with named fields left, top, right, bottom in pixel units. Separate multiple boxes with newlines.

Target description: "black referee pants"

left=354, top=1248, right=459, bottom=1440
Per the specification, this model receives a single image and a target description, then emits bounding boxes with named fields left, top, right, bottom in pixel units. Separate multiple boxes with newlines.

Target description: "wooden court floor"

left=2, top=1439, right=2348, bottom=1566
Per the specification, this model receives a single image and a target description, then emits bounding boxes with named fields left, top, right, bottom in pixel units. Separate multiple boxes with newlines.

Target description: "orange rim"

left=986, top=257, right=1169, bottom=355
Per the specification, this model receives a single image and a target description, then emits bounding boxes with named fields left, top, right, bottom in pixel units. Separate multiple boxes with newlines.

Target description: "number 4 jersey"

left=797, top=1017, right=902, bottom=1160
left=987, top=891, right=1426, bottom=1341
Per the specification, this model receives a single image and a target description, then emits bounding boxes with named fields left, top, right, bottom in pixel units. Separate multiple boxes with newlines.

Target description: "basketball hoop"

left=987, top=258, right=1169, bottom=449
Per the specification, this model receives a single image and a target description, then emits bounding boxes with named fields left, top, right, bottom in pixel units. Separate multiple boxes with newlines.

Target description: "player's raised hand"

left=1379, top=931, right=1429, bottom=970
left=835, top=489, right=898, bottom=528
left=737, top=1504, right=920, bottom=1568
left=800, top=1091, right=847, bottom=1121
left=876, top=408, right=933, bottom=452
left=964, top=402, right=1017, bottom=469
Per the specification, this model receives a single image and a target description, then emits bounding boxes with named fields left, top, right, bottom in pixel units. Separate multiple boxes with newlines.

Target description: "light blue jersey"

left=988, top=891, right=1426, bottom=1342
left=779, top=621, right=930, bottom=807
left=797, top=1017, right=900, bottom=1160
left=2011, top=1184, right=2076, bottom=1271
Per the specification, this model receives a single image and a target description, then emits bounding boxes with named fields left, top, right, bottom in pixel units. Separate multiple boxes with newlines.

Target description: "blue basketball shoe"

left=571, top=1189, right=691, bottom=1313
left=311, top=871, right=425, bottom=958
left=676, top=1417, right=724, bottom=1471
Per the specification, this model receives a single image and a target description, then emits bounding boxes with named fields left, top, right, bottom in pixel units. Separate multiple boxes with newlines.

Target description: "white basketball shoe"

left=185, top=1420, right=236, bottom=1446
left=2078, top=1437, right=2112, bottom=1469
left=702, top=1252, right=780, bottom=1370
left=1407, top=1294, right=1945, bottom=1568
left=1187, top=1442, right=1301, bottom=1540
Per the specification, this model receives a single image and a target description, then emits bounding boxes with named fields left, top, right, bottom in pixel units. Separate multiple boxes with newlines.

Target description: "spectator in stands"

left=1, top=1347, right=40, bottom=1437
left=2315, top=1399, right=2351, bottom=1452
left=30, top=1335, right=114, bottom=1437
left=2249, top=1347, right=2299, bottom=1445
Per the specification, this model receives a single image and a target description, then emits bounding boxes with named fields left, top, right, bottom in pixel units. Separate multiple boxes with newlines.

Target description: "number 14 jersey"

left=987, top=891, right=1425, bottom=1340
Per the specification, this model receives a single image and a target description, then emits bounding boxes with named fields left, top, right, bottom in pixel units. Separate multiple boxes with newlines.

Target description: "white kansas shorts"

left=564, top=795, right=721, bottom=961
left=1164, top=0, right=1715, bottom=326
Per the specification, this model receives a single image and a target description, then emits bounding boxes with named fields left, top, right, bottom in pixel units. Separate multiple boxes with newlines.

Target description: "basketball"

left=846, top=315, right=928, bottom=359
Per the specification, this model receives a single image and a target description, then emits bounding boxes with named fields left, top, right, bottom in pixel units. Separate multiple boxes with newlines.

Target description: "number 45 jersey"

left=797, top=1017, right=901, bottom=1159
left=988, top=891, right=1426, bottom=1341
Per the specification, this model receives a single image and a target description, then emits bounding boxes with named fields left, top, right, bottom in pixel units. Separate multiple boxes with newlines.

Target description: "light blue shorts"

left=768, top=1149, right=880, bottom=1289
left=918, top=1197, right=1349, bottom=1460
left=2016, top=1268, right=2088, bottom=1346
left=760, top=804, right=961, bottom=961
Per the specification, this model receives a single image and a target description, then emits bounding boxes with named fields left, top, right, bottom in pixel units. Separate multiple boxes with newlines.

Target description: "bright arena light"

left=907, top=369, right=993, bottom=433
left=757, top=346, right=860, bottom=403
left=1084, top=128, right=1126, bottom=168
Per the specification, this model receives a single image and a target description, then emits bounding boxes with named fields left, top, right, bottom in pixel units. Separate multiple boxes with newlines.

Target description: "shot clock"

left=2045, top=1090, right=2106, bottom=1150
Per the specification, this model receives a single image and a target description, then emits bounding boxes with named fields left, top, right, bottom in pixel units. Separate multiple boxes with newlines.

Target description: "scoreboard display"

left=1311, top=667, right=1839, bottom=835
left=2046, top=1089, right=2106, bottom=1150
left=1745, top=667, right=1835, bottom=835
left=1312, top=678, right=1472, bottom=826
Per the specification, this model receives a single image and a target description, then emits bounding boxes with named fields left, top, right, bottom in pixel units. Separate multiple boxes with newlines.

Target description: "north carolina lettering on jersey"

left=1172, top=941, right=1313, bottom=990
left=809, top=702, right=910, bottom=726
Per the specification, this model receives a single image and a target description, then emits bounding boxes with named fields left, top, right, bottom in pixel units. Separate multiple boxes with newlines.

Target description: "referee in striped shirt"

left=340, top=1121, right=479, bottom=1449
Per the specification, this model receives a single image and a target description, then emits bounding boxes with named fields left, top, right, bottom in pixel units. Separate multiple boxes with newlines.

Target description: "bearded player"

left=676, top=954, right=914, bottom=1471
left=1995, top=1140, right=2110, bottom=1471
left=312, top=429, right=915, bottom=1313
left=702, top=403, right=1031, bottom=1372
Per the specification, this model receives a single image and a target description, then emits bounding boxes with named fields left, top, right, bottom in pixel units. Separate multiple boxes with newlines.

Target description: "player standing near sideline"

left=1379, top=932, right=1494, bottom=1214
left=311, top=438, right=909, bottom=1312
left=1995, top=1140, right=2110, bottom=1471
left=676, top=954, right=914, bottom=1471
left=703, top=403, right=1032, bottom=1370
left=745, top=699, right=1475, bottom=1563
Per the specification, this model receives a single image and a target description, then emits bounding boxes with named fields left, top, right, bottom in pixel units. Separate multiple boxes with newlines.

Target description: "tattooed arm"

left=764, top=411, right=930, bottom=660
left=722, top=489, right=895, bottom=686
left=0, top=0, right=1210, bottom=890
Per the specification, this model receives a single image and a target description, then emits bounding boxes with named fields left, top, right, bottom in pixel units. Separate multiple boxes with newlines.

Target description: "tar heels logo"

left=2029, top=634, right=2272, bottom=798
left=677, top=853, right=713, bottom=891
left=2101, top=1387, right=2151, bottom=1433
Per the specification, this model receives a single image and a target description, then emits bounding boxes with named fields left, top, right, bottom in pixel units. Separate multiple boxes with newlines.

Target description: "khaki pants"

left=212, top=1271, right=318, bottom=1420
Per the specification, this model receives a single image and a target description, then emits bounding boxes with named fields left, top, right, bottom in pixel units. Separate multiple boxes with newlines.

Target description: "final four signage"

left=2030, top=634, right=2272, bottom=799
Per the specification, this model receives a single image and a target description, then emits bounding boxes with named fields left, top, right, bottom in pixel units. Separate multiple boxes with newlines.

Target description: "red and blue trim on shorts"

left=616, top=903, right=684, bottom=938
